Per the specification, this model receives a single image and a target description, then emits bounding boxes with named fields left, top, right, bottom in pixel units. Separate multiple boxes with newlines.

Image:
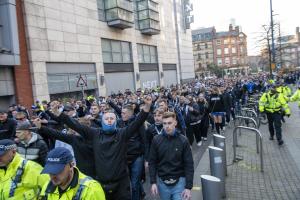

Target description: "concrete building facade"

left=277, top=27, right=300, bottom=69
left=20, top=0, right=194, bottom=101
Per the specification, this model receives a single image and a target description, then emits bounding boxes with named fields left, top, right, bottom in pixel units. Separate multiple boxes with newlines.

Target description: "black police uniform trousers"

left=266, top=112, right=282, bottom=141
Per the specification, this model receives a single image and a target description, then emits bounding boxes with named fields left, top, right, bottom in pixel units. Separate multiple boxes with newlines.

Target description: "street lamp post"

left=269, top=0, right=276, bottom=78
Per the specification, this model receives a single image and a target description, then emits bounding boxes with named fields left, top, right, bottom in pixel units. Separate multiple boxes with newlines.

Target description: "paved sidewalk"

left=193, top=102, right=300, bottom=200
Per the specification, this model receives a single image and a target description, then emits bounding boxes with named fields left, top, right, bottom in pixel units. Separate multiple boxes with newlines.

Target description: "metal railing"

left=233, top=126, right=264, bottom=172
left=240, top=108, right=260, bottom=128
left=234, top=116, right=260, bottom=153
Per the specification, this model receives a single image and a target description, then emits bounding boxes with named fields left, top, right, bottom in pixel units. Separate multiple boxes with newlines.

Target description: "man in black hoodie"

left=149, top=112, right=194, bottom=200
left=117, top=104, right=146, bottom=200
left=48, top=96, right=152, bottom=200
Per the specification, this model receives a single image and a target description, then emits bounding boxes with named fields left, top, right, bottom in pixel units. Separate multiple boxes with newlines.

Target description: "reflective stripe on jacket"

left=0, top=153, right=49, bottom=200
left=259, top=91, right=291, bottom=114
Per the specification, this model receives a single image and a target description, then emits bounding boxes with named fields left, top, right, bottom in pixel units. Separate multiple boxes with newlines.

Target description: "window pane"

left=102, top=52, right=112, bottom=63
left=143, top=45, right=150, bottom=55
left=144, top=54, right=150, bottom=63
left=150, top=55, right=157, bottom=63
left=150, top=46, right=156, bottom=55
left=101, top=39, right=111, bottom=52
left=121, top=42, right=130, bottom=53
left=111, top=41, right=121, bottom=52
left=122, top=53, right=131, bottom=63
left=112, top=52, right=122, bottom=62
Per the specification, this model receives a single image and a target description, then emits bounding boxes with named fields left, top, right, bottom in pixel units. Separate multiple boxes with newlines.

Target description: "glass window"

left=112, top=53, right=122, bottom=62
left=217, top=49, right=222, bottom=55
left=121, top=42, right=130, bottom=53
left=101, top=39, right=111, bottom=52
left=137, top=43, right=158, bottom=63
left=217, top=58, right=222, bottom=66
left=224, top=39, right=228, bottom=45
left=232, top=57, right=237, bottom=65
left=101, top=38, right=132, bottom=63
left=97, top=0, right=106, bottom=21
left=216, top=40, right=221, bottom=46
left=232, top=47, right=236, bottom=54
left=102, top=52, right=112, bottom=63
left=224, top=48, right=229, bottom=54
left=111, top=41, right=121, bottom=52
left=225, top=57, right=230, bottom=65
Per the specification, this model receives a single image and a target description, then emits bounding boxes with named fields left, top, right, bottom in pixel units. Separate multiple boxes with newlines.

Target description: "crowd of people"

left=0, top=71, right=300, bottom=200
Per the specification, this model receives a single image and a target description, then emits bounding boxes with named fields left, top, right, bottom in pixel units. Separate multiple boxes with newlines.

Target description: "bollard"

left=213, top=134, right=227, bottom=176
left=209, top=146, right=226, bottom=198
left=201, top=175, right=221, bottom=200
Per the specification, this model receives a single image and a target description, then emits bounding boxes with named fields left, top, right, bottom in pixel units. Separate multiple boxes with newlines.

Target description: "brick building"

left=192, top=24, right=249, bottom=76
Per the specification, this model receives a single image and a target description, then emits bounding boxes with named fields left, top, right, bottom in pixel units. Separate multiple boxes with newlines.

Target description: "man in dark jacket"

left=15, top=121, right=48, bottom=166
left=181, top=95, right=202, bottom=146
left=48, top=96, right=152, bottom=200
left=116, top=104, right=145, bottom=200
left=149, top=112, right=194, bottom=200
left=0, top=109, right=17, bottom=140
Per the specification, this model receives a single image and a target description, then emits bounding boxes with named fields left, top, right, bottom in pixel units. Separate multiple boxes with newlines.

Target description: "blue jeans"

left=158, top=177, right=186, bottom=200
left=129, top=155, right=144, bottom=200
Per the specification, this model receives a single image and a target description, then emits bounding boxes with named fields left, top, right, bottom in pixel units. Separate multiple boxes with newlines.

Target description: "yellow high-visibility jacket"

left=39, top=168, right=105, bottom=200
left=276, top=86, right=290, bottom=102
left=283, top=86, right=292, bottom=97
left=0, top=153, right=49, bottom=200
left=259, top=91, right=291, bottom=115
left=290, top=88, right=300, bottom=107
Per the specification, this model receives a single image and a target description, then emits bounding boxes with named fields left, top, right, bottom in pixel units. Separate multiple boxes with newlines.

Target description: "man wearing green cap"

left=0, top=139, right=48, bottom=200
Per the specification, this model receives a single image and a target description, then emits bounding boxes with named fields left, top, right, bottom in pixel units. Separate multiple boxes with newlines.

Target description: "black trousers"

left=101, top=175, right=131, bottom=200
left=266, top=112, right=282, bottom=141
left=186, top=123, right=201, bottom=145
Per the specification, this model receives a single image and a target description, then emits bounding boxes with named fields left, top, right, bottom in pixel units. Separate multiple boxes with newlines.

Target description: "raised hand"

left=50, top=101, right=61, bottom=116
left=32, top=118, right=42, bottom=129
left=142, top=95, right=153, bottom=112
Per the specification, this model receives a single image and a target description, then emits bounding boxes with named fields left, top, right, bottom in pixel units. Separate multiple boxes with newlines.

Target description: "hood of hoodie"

left=21, top=132, right=39, bottom=146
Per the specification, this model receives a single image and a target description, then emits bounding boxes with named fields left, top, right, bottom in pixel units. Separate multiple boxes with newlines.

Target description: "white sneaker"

left=197, top=141, right=202, bottom=146
left=203, top=137, right=207, bottom=141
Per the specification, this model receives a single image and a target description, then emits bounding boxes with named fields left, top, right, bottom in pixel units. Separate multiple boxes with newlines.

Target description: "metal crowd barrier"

left=233, top=126, right=264, bottom=172
left=234, top=116, right=260, bottom=153
left=240, top=108, right=260, bottom=127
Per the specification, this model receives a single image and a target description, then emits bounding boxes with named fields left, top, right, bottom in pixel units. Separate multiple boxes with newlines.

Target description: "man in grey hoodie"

left=15, top=121, right=48, bottom=166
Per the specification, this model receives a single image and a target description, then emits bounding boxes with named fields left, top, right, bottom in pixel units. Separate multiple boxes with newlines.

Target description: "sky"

left=191, top=0, right=300, bottom=56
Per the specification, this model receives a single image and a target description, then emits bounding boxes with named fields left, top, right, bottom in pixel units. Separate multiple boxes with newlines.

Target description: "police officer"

left=290, top=84, right=300, bottom=107
left=0, top=139, right=48, bottom=200
left=259, top=86, right=291, bottom=145
left=39, top=147, right=105, bottom=200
